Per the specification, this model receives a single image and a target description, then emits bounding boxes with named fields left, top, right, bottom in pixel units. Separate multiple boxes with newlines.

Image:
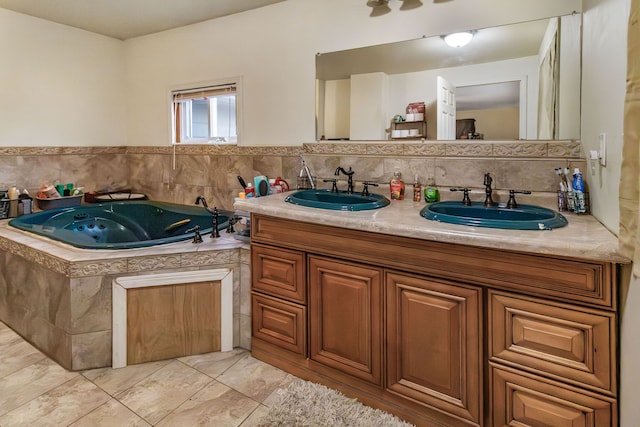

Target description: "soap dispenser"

left=390, top=171, right=405, bottom=200
left=424, top=177, right=440, bottom=203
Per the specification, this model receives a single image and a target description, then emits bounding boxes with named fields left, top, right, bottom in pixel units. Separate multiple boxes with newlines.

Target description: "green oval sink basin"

left=285, top=189, right=390, bottom=211
left=420, top=201, right=568, bottom=230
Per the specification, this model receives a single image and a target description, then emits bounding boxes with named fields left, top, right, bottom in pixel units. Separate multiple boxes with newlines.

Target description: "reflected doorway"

left=455, top=81, right=523, bottom=140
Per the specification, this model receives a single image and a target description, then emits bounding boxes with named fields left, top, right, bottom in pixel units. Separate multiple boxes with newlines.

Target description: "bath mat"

left=258, top=379, right=414, bottom=426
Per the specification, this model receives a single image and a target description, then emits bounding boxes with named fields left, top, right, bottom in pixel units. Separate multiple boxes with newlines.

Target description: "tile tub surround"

left=235, top=192, right=627, bottom=263
left=0, top=141, right=583, bottom=212
left=0, top=222, right=251, bottom=371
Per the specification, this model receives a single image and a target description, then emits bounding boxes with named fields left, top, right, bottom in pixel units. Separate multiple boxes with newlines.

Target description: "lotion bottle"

left=390, top=171, right=405, bottom=200
left=413, top=175, right=422, bottom=202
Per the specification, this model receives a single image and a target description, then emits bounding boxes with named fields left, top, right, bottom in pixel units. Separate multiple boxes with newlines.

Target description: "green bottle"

left=424, top=177, right=439, bottom=203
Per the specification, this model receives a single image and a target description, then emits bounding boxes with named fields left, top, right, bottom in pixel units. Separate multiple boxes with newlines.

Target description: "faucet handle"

left=506, top=190, right=532, bottom=209
left=361, top=181, right=378, bottom=196
left=187, top=225, right=203, bottom=244
left=450, top=187, right=471, bottom=206
left=323, top=178, right=338, bottom=193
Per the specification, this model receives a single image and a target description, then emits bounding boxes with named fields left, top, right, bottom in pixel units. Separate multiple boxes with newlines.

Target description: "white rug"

left=259, top=379, right=414, bottom=426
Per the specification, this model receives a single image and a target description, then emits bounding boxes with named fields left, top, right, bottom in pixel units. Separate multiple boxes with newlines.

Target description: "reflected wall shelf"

left=390, top=120, right=426, bottom=140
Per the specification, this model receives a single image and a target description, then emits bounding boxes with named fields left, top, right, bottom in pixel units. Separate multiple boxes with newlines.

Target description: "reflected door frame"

left=454, top=76, right=529, bottom=140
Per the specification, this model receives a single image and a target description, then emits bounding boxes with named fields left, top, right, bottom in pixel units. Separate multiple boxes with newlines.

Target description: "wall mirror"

left=315, top=14, right=582, bottom=142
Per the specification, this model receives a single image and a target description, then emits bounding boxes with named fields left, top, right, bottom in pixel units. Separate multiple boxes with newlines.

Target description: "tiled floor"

left=0, top=321, right=299, bottom=426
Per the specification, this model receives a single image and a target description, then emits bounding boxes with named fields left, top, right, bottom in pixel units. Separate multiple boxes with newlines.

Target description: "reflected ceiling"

left=0, top=0, right=286, bottom=40
left=316, top=18, right=550, bottom=81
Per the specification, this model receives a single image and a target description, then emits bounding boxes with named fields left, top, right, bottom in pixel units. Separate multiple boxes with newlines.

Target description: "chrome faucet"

left=195, top=195, right=220, bottom=238
left=335, top=166, right=355, bottom=194
left=483, top=173, right=494, bottom=207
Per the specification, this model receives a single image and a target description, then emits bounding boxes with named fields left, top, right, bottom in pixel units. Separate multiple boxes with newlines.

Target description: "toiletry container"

left=269, top=179, right=283, bottom=194
left=390, top=172, right=405, bottom=200
left=18, top=193, right=32, bottom=216
left=424, top=177, right=440, bottom=203
left=253, top=176, right=270, bottom=197
left=8, top=187, right=19, bottom=218
left=245, top=183, right=255, bottom=198
left=39, top=185, right=61, bottom=199
left=275, top=177, right=290, bottom=192
left=413, top=175, right=422, bottom=202
left=572, top=168, right=586, bottom=213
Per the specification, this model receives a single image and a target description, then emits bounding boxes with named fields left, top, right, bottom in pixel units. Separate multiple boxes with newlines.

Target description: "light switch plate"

left=599, top=133, right=606, bottom=166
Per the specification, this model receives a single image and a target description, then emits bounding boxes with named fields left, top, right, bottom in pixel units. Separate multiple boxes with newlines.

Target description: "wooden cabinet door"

left=490, top=363, right=616, bottom=427
left=308, top=256, right=383, bottom=385
left=386, top=271, right=482, bottom=425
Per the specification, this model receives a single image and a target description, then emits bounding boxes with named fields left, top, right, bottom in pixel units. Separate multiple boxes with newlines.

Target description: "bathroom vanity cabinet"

left=250, top=214, right=618, bottom=427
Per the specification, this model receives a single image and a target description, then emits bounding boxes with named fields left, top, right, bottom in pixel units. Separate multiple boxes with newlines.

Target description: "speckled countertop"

left=235, top=192, right=629, bottom=263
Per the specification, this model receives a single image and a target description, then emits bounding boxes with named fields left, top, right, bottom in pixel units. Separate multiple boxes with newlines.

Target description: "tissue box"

left=36, top=195, right=82, bottom=210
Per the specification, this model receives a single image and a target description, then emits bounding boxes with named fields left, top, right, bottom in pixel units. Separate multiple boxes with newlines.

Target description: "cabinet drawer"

left=252, top=292, right=306, bottom=356
left=251, top=243, right=306, bottom=303
left=490, top=364, right=616, bottom=427
left=489, top=290, right=616, bottom=395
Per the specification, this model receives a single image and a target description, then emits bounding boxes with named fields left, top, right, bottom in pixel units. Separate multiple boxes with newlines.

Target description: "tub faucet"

left=195, top=196, right=220, bottom=238
left=483, top=173, right=495, bottom=207
left=335, top=166, right=355, bottom=194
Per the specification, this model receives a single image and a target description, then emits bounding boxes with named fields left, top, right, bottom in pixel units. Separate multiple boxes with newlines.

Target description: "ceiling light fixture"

left=443, top=31, right=474, bottom=47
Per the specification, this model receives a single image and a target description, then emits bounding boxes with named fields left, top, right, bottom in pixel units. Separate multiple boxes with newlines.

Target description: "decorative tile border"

left=0, top=146, right=127, bottom=156
left=0, top=141, right=583, bottom=159
left=0, top=236, right=72, bottom=275
left=0, top=233, right=243, bottom=278
left=492, top=142, right=548, bottom=157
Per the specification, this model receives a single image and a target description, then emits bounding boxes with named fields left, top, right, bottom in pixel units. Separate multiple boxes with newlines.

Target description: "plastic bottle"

left=572, top=168, right=586, bottom=213
left=275, top=177, right=290, bottom=192
left=269, top=178, right=283, bottom=194
left=413, top=175, right=422, bottom=202
left=18, top=191, right=32, bottom=216
left=424, top=177, right=440, bottom=203
left=245, top=182, right=255, bottom=198
left=390, top=171, right=405, bottom=200
left=8, top=187, right=19, bottom=218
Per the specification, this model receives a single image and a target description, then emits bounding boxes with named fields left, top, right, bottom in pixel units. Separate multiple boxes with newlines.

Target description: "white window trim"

left=169, top=76, right=243, bottom=145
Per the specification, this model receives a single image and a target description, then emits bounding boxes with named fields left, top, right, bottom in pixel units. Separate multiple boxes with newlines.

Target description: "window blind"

left=172, top=84, right=236, bottom=102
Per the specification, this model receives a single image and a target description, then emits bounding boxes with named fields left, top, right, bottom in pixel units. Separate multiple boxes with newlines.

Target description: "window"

left=172, top=82, right=238, bottom=144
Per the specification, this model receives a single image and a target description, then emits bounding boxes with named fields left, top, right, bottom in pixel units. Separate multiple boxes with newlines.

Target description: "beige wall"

left=457, top=108, right=520, bottom=140
left=582, top=0, right=629, bottom=234
left=123, top=0, right=580, bottom=147
left=0, top=0, right=580, bottom=147
left=0, top=9, right=125, bottom=147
